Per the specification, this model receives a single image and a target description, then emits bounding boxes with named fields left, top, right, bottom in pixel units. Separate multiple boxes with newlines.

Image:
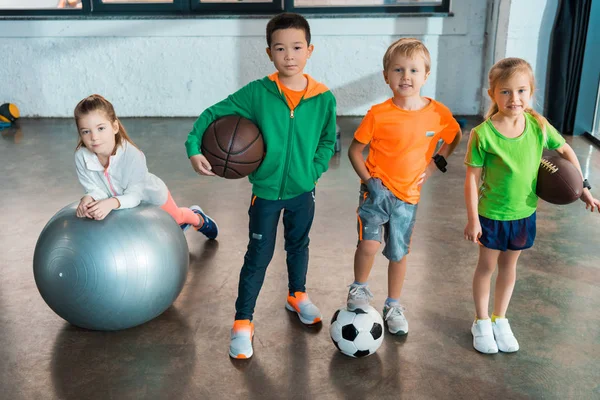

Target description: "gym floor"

left=1, top=116, right=599, bottom=399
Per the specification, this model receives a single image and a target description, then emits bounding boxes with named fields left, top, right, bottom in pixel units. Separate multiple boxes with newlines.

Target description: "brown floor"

left=1, top=117, right=599, bottom=400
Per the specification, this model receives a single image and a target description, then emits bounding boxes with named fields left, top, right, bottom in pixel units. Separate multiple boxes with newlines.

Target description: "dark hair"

left=266, top=12, right=311, bottom=48
left=74, top=94, right=137, bottom=151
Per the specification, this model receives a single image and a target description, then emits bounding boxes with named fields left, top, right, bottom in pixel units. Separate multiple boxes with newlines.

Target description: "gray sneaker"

left=346, top=284, right=374, bottom=311
left=383, top=303, right=408, bottom=335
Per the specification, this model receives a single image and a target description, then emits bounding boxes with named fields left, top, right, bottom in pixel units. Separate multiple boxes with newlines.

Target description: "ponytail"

left=526, top=107, right=549, bottom=146
left=484, top=102, right=499, bottom=121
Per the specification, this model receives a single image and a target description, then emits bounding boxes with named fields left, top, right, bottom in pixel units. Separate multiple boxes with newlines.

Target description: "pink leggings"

left=160, top=191, right=202, bottom=227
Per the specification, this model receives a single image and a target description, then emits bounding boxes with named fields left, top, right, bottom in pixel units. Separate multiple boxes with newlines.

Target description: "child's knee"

left=357, top=239, right=380, bottom=256
left=475, top=259, right=496, bottom=275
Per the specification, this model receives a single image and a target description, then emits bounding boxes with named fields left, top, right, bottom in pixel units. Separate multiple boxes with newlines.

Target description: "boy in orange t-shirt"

left=346, top=38, right=462, bottom=335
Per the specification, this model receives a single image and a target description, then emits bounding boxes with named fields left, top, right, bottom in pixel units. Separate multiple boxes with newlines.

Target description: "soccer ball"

left=330, top=305, right=384, bottom=358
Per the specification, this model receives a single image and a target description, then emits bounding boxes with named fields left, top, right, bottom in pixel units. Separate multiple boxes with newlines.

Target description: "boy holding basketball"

left=185, top=13, right=336, bottom=359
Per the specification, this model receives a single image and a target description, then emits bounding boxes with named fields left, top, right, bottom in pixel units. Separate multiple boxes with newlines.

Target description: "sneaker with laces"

left=285, top=292, right=322, bottom=325
left=383, top=303, right=409, bottom=335
left=492, top=318, right=519, bottom=352
left=229, top=319, right=254, bottom=359
left=471, top=319, right=498, bottom=354
left=347, top=284, right=374, bottom=311
left=190, top=205, right=218, bottom=240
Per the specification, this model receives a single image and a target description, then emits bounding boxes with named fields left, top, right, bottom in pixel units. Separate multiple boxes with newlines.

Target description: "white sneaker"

left=383, top=303, right=408, bottom=335
left=229, top=320, right=254, bottom=359
left=346, top=284, right=374, bottom=311
left=492, top=318, right=519, bottom=352
left=471, top=319, right=498, bottom=354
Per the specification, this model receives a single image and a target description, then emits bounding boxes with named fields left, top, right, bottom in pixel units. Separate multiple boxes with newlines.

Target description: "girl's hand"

left=580, top=189, right=600, bottom=213
left=464, top=219, right=482, bottom=243
left=190, top=154, right=216, bottom=176
left=87, top=198, right=119, bottom=221
left=76, top=195, right=94, bottom=218
left=417, top=161, right=438, bottom=187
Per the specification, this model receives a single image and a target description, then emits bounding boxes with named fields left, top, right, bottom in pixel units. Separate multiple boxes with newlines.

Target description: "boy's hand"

left=76, top=195, right=94, bottom=218
left=190, top=154, right=216, bottom=176
left=417, top=162, right=438, bottom=187
left=580, top=189, right=600, bottom=213
left=464, top=219, right=482, bottom=243
left=366, top=178, right=386, bottom=203
left=87, top=198, right=119, bottom=221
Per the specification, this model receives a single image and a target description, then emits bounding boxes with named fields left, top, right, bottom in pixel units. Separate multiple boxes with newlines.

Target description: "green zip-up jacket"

left=186, top=73, right=337, bottom=201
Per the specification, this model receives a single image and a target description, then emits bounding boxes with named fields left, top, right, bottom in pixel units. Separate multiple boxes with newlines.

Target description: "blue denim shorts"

left=357, top=183, right=418, bottom=262
left=479, top=212, right=536, bottom=251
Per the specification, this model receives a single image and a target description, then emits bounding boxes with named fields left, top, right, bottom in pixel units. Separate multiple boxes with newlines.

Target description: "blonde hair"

left=383, top=38, right=431, bottom=73
left=74, top=94, right=136, bottom=151
left=486, top=57, right=549, bottom=139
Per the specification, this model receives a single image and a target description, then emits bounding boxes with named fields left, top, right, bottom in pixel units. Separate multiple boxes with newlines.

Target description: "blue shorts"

left=357, top=183, right=418, bottom=262
left=479, top=213, right=536, bottom=251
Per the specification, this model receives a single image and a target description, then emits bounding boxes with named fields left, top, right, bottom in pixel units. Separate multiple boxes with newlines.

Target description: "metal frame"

left=591, top=75, right=600, bottom=138
left=284, top=0, right=449, bottom=16
left=584, top=75, right=600, bottom=148
left=0, top=0, right=90, bottom=16
left=92, top=0, right=188, bottom=15
left=191, top=0, right=282, bottom=15
left=0, top=0, right=449, bottom=17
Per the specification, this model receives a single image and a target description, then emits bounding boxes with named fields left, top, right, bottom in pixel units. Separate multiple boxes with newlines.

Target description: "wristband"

left=583, top=179, right=592, bottom=190
left=433, top=154, right=447, bottom=173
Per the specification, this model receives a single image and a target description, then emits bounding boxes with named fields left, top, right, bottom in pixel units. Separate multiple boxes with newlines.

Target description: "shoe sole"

left=347, top=303, right=370, bottom=312
left=191, top=205, right=219, bottom=239
left=388, top=328, right=408, bottom=336
left=285, top=303, right=322, bottom=325
left=473, top=345, right=499, bottom=354
left=229, top=349, right=253, bottom=359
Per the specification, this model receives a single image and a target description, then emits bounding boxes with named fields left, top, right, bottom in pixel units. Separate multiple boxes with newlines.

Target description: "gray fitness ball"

left=33, top=202, right=189, bottom=331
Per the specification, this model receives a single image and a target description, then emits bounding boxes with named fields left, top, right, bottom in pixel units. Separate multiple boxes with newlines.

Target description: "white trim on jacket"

left=74, top=141, right=168, bottom=209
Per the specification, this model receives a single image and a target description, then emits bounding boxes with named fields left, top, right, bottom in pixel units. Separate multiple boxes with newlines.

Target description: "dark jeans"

left=234, top=190, right=315, bottom=321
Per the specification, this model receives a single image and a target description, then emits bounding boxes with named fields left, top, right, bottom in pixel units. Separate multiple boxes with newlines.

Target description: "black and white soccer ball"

left=330, top=305, right=384, bottom=358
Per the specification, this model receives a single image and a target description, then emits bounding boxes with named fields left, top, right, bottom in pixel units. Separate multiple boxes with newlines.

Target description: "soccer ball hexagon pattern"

left=330, top=305, right=384, bottom=358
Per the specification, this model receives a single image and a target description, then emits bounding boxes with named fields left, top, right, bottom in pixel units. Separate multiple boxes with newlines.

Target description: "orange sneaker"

left=229, top=319, right=254, bottom=359
left=285, top=292, right=322, bottom=325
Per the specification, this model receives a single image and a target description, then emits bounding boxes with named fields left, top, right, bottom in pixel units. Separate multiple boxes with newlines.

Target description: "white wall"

left=482, top=0, right=559, bottom=115
left=0, top=1, right=488, bottom=117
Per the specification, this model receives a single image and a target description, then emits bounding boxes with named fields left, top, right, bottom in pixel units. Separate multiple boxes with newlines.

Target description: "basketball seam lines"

left=200, top=145, right=261, bottom=165
left=223, top=117, right=242, bottom=175
left=229, top=132, right=262, bottom=156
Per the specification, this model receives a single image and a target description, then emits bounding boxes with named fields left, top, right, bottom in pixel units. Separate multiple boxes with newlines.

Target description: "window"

left=0, top=0, right=450, bottom=16
left=0, top=0, right=80, bottom=9
left=0, top=0, right=89, bottom=14
left=284, top=0, right=447, bottom=15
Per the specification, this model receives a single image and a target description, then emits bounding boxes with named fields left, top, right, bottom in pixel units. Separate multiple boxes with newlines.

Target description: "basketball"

left=201, top=115, right=264, bottom=179
left=536, top=151, right=583, bottom=205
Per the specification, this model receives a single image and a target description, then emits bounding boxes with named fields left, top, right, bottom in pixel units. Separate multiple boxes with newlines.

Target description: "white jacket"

left=74, top=141, right=168, bottom=209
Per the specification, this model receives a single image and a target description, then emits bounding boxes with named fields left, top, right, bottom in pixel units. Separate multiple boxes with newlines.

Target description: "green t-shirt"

left=464, top=113, right=566, bottom=221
